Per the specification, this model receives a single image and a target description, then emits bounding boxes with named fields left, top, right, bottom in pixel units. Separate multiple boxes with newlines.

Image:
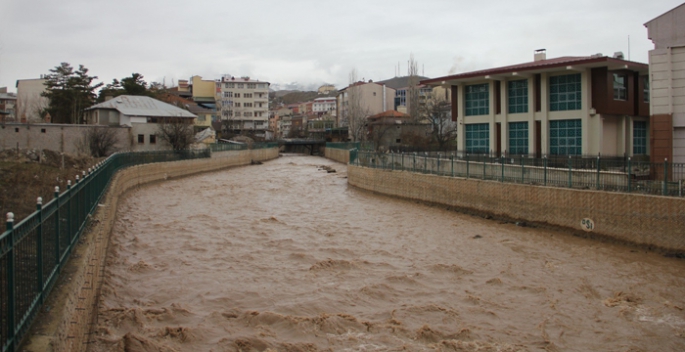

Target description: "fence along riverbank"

left=347, top=149, right=685, bottom=254
left=0, top=144, right=279, bottom=352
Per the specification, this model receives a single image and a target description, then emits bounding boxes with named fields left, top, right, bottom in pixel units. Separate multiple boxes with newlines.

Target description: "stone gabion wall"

left=348, top=165, right=685, bottom=253
left=22, top=148, right=279, bottom=352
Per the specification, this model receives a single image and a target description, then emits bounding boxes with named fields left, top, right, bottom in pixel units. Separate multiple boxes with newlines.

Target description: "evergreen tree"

left=98, top=73, right=157, bottom=101
left=42, top=62, right=103, bottom=124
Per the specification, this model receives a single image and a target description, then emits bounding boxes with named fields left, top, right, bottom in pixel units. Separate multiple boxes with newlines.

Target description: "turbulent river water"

left=92, top=155, right=685, bottom=352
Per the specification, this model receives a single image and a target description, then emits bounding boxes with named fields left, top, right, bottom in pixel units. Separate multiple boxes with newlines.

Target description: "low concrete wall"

left=22, top=148, right=279, bottom=352
left=324, top=148, right=350, bottom=164
left=0, top=123, right=130, bottom=155
left=348, top=165, right=685, bottom=253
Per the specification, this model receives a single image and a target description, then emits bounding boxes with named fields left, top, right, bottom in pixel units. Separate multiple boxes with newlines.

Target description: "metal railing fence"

left=209, top=142, right=278, bottom=152
left=351, top=149, right=685, bottom=197
left=0, top=148, right=211, bottom=352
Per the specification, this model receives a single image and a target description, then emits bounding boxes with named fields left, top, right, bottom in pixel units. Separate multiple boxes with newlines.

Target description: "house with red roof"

left=421, top=50, right=649, bottom=158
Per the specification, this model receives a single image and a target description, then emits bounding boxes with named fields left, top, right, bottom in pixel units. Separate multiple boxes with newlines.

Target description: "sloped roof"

left=376, top=75, right=429, bottom=90
left=421, top=56, right=648, bottom=85
left=86, top=95, right=196, bottom=118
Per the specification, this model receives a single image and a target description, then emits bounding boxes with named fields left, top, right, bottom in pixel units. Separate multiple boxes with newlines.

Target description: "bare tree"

left=157, top=117, right=195, bottom=150
left=407, top=54, right=421, bottom=121
left=78, top=126, right=120, bottom=157
left=421, top=91, right=457, bottom=151
left=344, top=69, right=371, bottom=142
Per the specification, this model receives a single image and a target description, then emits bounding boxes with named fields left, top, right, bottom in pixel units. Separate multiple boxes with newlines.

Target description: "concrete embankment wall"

left=348, top=165, right=685, bottom=253
left=324, top=148, right=350, bottom=164
left=23, top=148, right=279, bottom=352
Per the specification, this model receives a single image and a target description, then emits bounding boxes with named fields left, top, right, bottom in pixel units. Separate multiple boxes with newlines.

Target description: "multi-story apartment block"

left=336, top=80, right=396, bottom=129
left=15, top=78, right=49, bottom=122
left=645, top=3, right=685, bottom=165
left=422, top=50, right=649, bottom=157
left=217, top=76, right=270, bottom=139
left=0, top=88, right=17, bottom=121
left=312, top=97, right=336, bottom=118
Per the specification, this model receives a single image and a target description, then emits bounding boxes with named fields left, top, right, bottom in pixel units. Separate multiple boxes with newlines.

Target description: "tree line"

left=40, top=62, right=163, bottom=124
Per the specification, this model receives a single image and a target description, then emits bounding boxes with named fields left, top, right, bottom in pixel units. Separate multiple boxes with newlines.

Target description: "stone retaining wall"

left=22, top=148, right=279, bottom=352
left=348, top=165, right=685, bottom=253
left=324, top=148, right=350, bottom=164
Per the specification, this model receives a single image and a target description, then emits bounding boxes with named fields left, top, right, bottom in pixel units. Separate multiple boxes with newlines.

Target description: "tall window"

left=508, top=80, right=528, bottom=114
left=613, top=74, right=627, bottom=100
left=550, top=73, right=581, bottom=111
left=508, top=122, right=528, bottom=155
left=465, top=123, right=489, bottom=154
left=465, top=84, right=489, bottom=116
left=633, top=121, right=647, bottom=155
left=550, top=119, right=582, bottom=155
left=643, top=77, right=650, bottom=103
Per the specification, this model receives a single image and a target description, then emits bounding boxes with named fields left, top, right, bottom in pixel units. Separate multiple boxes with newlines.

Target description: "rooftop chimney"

left=534, top=48, right=547, bottom=62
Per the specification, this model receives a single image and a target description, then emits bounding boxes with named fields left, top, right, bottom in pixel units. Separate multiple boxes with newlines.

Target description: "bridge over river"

left=91, top=154, right=685, bottom=351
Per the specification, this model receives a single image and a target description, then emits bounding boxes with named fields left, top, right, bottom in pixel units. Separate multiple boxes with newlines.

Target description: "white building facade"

left=217, top=76, right=270, bottom=138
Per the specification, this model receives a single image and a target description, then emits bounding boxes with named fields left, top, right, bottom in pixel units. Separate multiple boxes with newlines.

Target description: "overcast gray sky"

left=0, top=0, right=681, bottom=92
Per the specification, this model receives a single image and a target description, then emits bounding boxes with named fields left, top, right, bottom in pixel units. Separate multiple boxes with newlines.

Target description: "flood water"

left=92, top=155, right=685, bottom=351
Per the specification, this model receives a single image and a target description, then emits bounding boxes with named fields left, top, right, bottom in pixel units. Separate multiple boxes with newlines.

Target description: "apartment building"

left=217, top=76, right=270, bottom=138
left=645, top=3, right=685, bottom=164
left=336, top=81, right=395, bottom=128
left=422, top=50, right=649, bottom=157
left=0, top=88, right=16, bottom=121
left=312, top=97, right=336, bottom=118
left=15, top=78, right=49, bottom=122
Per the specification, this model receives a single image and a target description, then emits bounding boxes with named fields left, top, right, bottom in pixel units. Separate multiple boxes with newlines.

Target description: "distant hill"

left=270, top=91, right=337, bottom=106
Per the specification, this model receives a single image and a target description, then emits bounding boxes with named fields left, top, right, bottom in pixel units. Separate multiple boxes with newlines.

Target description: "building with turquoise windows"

left=421, top=50, right=650, bottom=157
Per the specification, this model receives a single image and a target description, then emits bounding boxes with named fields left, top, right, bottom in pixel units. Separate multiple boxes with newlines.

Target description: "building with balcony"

left=0, top=88, right=17, bottom=122
left=312, top=97, right=336, bottom=118
left=422, top=50, right=649, bottom=157
left=217, top=76, right=270, bottom=139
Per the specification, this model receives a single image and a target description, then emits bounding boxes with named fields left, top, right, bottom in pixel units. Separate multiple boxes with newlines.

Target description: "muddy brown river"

left=92, top=155, right=685, bottom=351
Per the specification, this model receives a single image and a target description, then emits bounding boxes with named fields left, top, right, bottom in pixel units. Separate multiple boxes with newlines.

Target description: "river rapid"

left=92, top=155, right=685, bottom=351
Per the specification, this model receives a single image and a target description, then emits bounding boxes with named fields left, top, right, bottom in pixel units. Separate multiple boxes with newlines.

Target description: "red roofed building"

left=422, top=50, right=649, bottom=158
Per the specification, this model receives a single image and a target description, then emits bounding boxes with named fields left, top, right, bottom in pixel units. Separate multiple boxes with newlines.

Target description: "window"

left=549, top=119, right=581, bottom=155
left=465, top=84, right=489, bottom=116
left=247, top=83, right=256, bottom=89
left=643, top=77, right=650, bottom=103
left=138, top=134, right=144, bottom=144
left=235, top=102, right=241, bottom=107
left=613, top=74, right=627, bottom=100
left=465, top=123, right=489, bottom=154
left=223, top=92, right=232, bottom=98
left=508, top=80, right=528, bottom=114
left=244, top=102, right=253, bottom=107
left=226, top=83, right=235, bottom=88
left=234, top=93, right=240, bottom=98
left=244, top=112, right=253, bottom=117
left=149, top=134, right=156, bottom=144
left=633, top=121, right=647, bottom=155
left=41, top=128, right=46, bottom=133
left=15, top=128, right=19, bottom=132
left=198, top=115, right=206, bottom=121
left=237, top=83, right=244, bottom=88
left=508, top=122, right=528, bottom=155
left=244, top=93, right=253, bottom=98
left=396, top=138, right=401, bottom=143
left=550, top=73, right=581, bottom=111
